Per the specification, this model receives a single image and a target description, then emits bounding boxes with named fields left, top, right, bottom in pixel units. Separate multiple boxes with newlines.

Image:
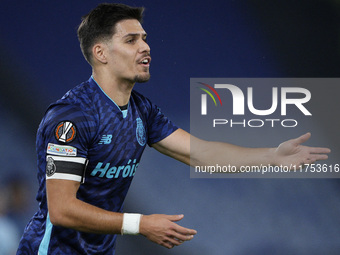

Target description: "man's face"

left=105, top=19, right=151, bottom=84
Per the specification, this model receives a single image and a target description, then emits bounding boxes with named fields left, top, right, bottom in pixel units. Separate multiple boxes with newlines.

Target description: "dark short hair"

left=77, top=3, right=144, bottom=64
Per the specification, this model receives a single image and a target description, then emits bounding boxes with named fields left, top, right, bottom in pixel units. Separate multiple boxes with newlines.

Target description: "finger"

left=164, top=233, right=192, bottom=247
left=293, top=132, right=311, bottom=145
left=310, top=154, right=329, bottom=162
left=169, top=231, right=195, bottom=243
left=301, top=154, right=329, bottom=165
left=165, top=214, right=184, bottom=222
left=161, top=240, right=175, bottom=249
left=173, top=224, right=197, bottom=236
left=309, top=147, right=331, bottom=154
left=166, top=236, right=183, bottom=246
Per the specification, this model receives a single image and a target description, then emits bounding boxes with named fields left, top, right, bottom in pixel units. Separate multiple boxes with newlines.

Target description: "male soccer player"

left=17, top=3, right=330, bottom=254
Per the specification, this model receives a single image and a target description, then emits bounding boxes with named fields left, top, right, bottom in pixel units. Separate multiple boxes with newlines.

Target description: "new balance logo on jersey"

left=99, top=135, right=112, bottom=144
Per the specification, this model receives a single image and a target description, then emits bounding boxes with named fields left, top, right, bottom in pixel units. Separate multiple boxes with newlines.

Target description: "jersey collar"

left=89, top=76, right=129, bottom=118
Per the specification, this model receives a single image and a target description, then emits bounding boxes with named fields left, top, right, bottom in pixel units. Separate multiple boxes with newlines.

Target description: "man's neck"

left=92, top=70, right=134, bottom=107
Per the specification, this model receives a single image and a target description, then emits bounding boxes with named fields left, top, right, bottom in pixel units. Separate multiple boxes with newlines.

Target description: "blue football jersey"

left=17, top=76, right=178, bottom=254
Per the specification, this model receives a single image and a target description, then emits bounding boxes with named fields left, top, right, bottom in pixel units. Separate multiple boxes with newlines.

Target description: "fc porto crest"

left=46, top=156, right=56, bottom=177
left=136, top=117, right=146, bottom=146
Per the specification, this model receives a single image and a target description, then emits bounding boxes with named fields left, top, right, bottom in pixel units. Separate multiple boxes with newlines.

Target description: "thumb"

left=166, top=214, right=184, bottom=222
left=293, top=132, right=311, bottom=145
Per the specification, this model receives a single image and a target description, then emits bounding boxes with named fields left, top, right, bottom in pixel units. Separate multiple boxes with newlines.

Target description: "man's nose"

left=138, top=39, right=150, bottom=53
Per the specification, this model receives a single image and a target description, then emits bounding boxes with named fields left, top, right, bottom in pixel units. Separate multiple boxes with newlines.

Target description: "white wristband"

left=121, top=213, right=142, bottom=235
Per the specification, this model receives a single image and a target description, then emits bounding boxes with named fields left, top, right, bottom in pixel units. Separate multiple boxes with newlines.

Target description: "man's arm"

left=47, top=179, right=196, bottom=249
left=47, top=179, right=122, bottom=234
left=151, top=129, right=331, bottom=169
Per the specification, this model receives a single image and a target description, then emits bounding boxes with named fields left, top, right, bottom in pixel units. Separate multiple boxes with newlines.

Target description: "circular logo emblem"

left=55, top=121, right=76, bottom=143
left=46, top=157, right=56, bottom=177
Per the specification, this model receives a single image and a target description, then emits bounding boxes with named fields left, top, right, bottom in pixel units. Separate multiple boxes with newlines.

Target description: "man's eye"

left=127, top=39, right=135, bottom=44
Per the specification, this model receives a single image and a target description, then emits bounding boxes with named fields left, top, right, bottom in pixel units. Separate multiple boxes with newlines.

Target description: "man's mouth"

left=139, top=57, right=151, bottom=66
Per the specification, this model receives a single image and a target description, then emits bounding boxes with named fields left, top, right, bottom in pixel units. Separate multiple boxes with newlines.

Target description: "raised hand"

left=274, top=133, right=330, bottom=167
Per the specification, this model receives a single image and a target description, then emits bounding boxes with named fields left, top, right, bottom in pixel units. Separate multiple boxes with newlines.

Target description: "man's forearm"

left=190, top=138, right=276, bottom=170
left=190, top=133, right=330, bottom=170
left=48, top=189, right=124, bottom=234
left=153, top=129, right=276, bottom=169
left=46, top=178, right=197, bottom=249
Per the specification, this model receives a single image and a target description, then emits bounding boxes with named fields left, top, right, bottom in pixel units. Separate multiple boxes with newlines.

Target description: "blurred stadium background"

left=1, top=0, right=340, bottom=254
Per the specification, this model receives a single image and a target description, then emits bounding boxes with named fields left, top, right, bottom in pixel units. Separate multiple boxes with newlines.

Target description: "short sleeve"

left=38, top=103, right=94, bottom=183
left=146, top=103, right=178, bottom=146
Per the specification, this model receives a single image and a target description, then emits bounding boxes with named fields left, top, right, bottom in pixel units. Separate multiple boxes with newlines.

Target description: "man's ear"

left=92, top=43, right=108, bottom=64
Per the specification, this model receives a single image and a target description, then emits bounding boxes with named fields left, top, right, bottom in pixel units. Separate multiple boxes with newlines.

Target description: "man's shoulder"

left=131, top=89, right=153, bottom=108
left=43, top=79, right=99, bottom=122
left=60, top=79, right=95, bottom=107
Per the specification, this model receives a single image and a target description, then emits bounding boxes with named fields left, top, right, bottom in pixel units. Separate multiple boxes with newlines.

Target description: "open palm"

left=274, top=133, right=330, bottom=167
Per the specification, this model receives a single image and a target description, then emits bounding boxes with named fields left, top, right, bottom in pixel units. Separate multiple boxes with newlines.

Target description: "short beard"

left=134, top=73, right=151, bottom=83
